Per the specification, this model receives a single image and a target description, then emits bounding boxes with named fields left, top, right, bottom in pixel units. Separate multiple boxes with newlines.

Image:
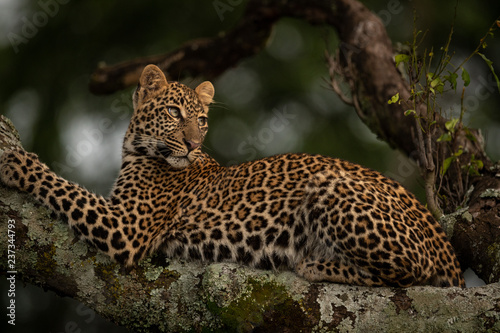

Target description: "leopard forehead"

left=143, top=82, right=206, bottom=116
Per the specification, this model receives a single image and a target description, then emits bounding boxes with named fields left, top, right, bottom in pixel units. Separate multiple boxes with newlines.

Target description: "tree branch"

left=88, top=0, right=279, bottom=94
left=88, top=0, right=339, bottom=95
left=322, top=0, right=500, bottom=283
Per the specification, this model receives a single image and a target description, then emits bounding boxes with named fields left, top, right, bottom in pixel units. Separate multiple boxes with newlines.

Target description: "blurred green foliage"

left=0, top=0, right=499, bottom=331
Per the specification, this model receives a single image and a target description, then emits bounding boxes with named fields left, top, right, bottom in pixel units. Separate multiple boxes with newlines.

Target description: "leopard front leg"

left=0, top=148, right=42, bottom=191
left=0, top=148, right=151, bottom=266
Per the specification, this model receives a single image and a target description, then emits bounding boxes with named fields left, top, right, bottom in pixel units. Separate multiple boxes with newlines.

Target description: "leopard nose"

left=183, top=139, right=201, bottom=152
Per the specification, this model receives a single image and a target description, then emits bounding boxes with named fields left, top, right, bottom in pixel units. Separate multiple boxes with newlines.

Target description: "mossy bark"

left=1, top=115, right=499, bottom=332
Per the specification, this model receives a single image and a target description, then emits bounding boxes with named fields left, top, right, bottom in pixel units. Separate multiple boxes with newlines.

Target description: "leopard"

left=0, top=64, right=465, bottom=287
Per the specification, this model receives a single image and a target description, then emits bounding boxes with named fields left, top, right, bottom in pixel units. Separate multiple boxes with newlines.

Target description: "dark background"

left=1, top=0, right=499, bottom=331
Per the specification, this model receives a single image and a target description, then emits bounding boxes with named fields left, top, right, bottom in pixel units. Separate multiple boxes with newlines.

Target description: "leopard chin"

left=166, top=156, right=192, bottom=169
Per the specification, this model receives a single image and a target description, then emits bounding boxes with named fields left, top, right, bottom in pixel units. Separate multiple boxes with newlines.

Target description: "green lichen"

left=487, top=243, right=500, bottom=281
left=481, top=309, right=500, bottom=332
left=406, top=287, right=493, bottom=332
left=439, top=207, right=469, bottom=237
left=72, top=239, right=90, bottom=258
left=22, top=203, right=59, bottom=247
left=0, top=115, right=21, bottom=151
left=75, top=262, right=107, bottom=306
left=461, top=210, right=473, bottom=223
left=273, top=270, right=310, bottom=301
left=109, top=260, right=215, bottom=332
left=137, top=257, right=182, bottom=294
left=35, top=244, right=58, bottom=274
left=165, top=263, right=217, bottom=332
left=93, top=260, right=124, bottom=301
left=205, top=277, right=303, bottom=331
left=139, top=257, right=166, bottom=281
left=50, top=219, right=72, bottom=247
left=480, top=188, right=500, bottom=198
left=147, top=286, right=171, bottom=332
left=202, top=263, right=252, bottom=309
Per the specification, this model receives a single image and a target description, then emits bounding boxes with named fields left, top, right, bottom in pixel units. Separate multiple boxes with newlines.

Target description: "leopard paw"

left=0, top=148, right=40, bottom=190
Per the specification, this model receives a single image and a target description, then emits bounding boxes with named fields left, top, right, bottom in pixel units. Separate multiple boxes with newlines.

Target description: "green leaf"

left=465, top=155, right=484, bottom=176
left=475, top=159, right=484, bottom=170
left=464, top=128, right=477, bottom=142
left=440, top=150, right=461, bottom=176
left=430, top=77, right=442, bottom=88
left=453, top=148, right=463, bottom=157
left=478, top=52, right=493, bottom=67
left=426, top=73, right=444, bottom=94
left=440, top=156, right=454, bottom=176
left=395, top=54, right=410, bottom=67
left=444, top=71, right=458, bottom=90
left=435, top=82, right=444, bottom=94
left=461, top=67, right=470, bottom=86
left=404, top=109, right=416, bottom=116
left=478, top=52, right=500, bottom=94
left=467, top=167, right=480, bottom=176
left=445, top=118, right=459, bottom=132
left=388, top=93, right=399, bottom=104
left=437, top=133, right=452, bottom=142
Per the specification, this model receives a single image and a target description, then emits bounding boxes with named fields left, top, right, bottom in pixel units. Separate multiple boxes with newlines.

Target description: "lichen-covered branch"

left=1, top=114, right=500, bottom=332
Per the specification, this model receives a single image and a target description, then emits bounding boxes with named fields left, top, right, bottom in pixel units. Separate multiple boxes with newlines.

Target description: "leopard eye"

left=197, top=116, right=208, bottom=127
left=167, top=107, right=181, bottom=119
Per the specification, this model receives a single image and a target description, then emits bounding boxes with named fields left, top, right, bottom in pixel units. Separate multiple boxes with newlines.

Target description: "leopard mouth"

left=157, top=142, right=195, bottom=167
left=157, top=142, right=172, bottom=159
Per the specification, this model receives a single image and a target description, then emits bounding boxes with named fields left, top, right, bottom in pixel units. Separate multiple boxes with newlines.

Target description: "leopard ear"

left=195, top=81, right=215, bottom=106
left=133, top=65, right=168, bottom=109
left=140, top=64, right=168, bottom=91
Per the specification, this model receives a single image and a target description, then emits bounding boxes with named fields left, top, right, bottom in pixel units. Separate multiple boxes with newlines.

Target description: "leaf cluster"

left=387, top=13, right=499, bottom=213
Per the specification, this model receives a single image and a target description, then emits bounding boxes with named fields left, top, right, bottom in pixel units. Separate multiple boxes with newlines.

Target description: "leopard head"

left=123, top=64, right=214, bottom=168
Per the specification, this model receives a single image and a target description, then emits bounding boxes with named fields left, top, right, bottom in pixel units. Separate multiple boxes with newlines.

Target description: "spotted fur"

left=0, top=65, right=464, bottom=287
